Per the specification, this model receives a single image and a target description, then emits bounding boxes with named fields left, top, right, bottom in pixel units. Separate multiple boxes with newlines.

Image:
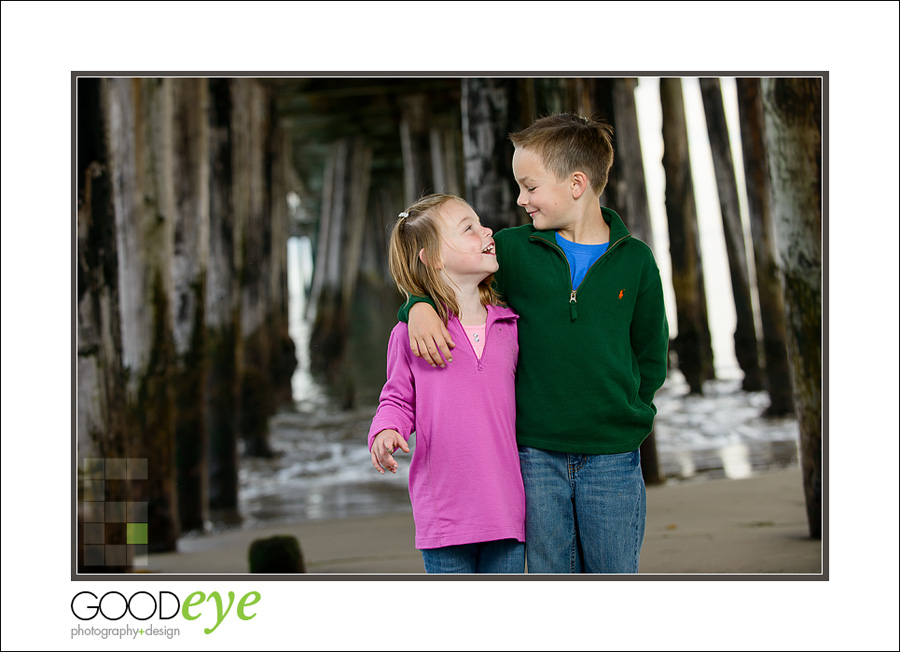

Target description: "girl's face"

left=436, top=200, right=497, bottom=285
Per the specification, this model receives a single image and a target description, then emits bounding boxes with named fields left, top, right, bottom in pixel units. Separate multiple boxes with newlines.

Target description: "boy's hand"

left=408, top=302, right=455, bottom=368
left=371, top=429, right=409, bottom=475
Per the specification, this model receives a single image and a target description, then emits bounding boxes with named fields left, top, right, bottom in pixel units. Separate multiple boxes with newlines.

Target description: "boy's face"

left=512, top=147, right=575, bottom=231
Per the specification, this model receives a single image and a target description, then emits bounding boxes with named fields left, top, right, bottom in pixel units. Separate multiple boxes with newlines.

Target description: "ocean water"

left=231, top=367, right=799, bottom=531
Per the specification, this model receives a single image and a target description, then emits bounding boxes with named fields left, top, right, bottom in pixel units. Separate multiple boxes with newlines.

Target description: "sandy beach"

left=143, top=466, right=822, bottom=576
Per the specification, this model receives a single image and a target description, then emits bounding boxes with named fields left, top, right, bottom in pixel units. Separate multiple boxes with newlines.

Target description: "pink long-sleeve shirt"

left=368, top=304, right=524, bottom=550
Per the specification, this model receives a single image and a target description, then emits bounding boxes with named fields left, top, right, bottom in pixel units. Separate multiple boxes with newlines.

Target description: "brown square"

left=106, top=545, right=127, bottom=566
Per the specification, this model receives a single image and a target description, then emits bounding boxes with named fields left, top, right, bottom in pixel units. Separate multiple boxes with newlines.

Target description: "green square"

left=126, top=523, right=148, bottom=545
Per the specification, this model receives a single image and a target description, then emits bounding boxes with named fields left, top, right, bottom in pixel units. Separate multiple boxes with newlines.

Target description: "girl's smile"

left=437, top=200, right=498, bottom=281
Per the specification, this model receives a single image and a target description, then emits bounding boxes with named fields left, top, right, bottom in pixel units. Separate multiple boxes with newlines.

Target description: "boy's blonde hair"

left=509, top=113, right=615, bottom=196
left=388, top=193, right=501, bottom=325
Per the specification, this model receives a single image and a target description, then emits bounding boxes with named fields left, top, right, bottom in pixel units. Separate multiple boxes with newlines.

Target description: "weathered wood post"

left=461, top=78, right=522, bottom=229
left=611, top=78, right=655, bottom=248
left=107, top=78, right=179, bottom=551
left=359, top=180, right=406, bottom=299
left=736, top=78, right=795, bottom=416
left=660, top=78, right=715, bottom=394
left=171, top=78, right=210, bottom=532
left=206, top=78, right=242, bottom=518
left=762, top=77, right=822, bottom=539
left=588, top=79, right=651, bottom=242
left=233, top=78, right=274, bottom=457
left=399, top=93, right=435, bottom=204
left=429, top=115, right=463, bottom=196
left=267, top=113, right=298, bottom=408
left=612, top=78, right=664, bottom=484
left=77, top=78, right=131, bottom=571
left=340, top=139, right=373, bottom=315
left=306, top=138, right=364, bottom=364
left=308, top=139, right=350, bottom=380
left=306, top=135, right=377, bottom=406
left=699, top=77, right=764, bottom=391
left=526, top=77, right=576, bottom=117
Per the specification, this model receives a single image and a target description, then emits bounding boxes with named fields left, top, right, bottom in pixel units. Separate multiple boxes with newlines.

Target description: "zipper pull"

left=569, top=290, right=578, bottom=320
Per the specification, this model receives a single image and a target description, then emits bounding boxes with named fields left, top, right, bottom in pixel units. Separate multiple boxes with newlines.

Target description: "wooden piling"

left=429, top=119, right=463, bottom=196
left=736, top=78, right=795, bottom=416
left=305, top=135, right=376, bottom=406
left=205, top=78, right=241, bottom=517
left=341, top=139, right=373, bottom=315
left=699, top=77, right=764, bottom=391
left=76, top=78, right=131, bottom=571
left=611, top=78, right=655, bottom=248
left=612, top=78, right=664, bottom=484
left=588, top=82, right=621, bottom=214
left=461, top=78, right=522, bottom=229
left=762, top=77, right=822, bottom=539
left=106, top=78, right=179, bottom=552
left=587, top=79, right=656, bottom=245
left=399, top=93, right=435, bottom=205
left=530, top=78, right=576, bottom=117
left=171, top=78, right=210, bottom=532
left=233, top=79, right=275, bottom=458
left=309, top=139, right=351, bottom=383
left=267, top=114, right=298, bottom=408
left=660, top=78, right=714, bottom=394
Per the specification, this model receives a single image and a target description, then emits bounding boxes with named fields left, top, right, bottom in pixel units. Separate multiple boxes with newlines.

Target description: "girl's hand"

left=408, top=302, right=455, bottom=368
left=371, top=429, right=409, bottom=475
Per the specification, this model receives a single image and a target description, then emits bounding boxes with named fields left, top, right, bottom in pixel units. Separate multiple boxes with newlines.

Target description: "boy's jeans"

left=518, top=446, right=646, bottom=573
left=420, top=539, right=525, bottom=574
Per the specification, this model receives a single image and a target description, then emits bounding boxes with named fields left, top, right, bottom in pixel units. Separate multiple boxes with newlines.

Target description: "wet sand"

left=145, top=467, right=822, bottom=576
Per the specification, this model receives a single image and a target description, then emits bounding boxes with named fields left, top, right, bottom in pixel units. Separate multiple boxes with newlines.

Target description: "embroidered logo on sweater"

left=618, top=289, right=624, bottom=299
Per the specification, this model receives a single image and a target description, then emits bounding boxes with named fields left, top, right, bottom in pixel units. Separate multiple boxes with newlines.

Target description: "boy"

left=401, top=114, right=668, bottom=573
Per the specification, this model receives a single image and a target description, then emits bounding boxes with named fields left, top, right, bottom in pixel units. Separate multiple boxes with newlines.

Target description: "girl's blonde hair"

left=388, top=194, right=501, bottom=325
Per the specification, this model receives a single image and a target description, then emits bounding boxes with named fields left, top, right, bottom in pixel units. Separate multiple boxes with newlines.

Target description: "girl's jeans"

left=420, top=539, right=525, bottom=573
left=518, top=446, right=646, bottom=573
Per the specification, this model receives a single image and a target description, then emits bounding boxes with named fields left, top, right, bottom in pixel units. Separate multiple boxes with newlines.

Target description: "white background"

left=2, top=2, right=898, bottom=650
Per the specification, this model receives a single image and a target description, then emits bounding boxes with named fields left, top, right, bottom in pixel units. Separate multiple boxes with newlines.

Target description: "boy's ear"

left=571, top=171, right=589, bottom=199
left=419, top=247, right=442, bottom=269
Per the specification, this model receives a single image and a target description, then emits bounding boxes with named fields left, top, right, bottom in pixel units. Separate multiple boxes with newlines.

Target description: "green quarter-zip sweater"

left=401, top=207, right=669, bottom=455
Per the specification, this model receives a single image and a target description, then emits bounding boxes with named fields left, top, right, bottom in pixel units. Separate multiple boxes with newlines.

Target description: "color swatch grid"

left=82, top=458, right=149, bottom=567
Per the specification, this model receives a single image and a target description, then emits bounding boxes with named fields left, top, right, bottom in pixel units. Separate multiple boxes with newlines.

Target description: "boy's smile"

left=512, top=147, right=576, bottom=233
left=512, top=146, right=610, bottom=245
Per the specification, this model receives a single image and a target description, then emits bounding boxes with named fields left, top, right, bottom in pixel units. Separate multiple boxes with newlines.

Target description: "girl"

left=368, top=193, right=524, bottom=574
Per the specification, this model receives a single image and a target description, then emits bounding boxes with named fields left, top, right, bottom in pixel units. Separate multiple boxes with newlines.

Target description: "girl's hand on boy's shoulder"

left=408, top=303, right=455, bottom=368
left=371, top=429, right=409, bottom=475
